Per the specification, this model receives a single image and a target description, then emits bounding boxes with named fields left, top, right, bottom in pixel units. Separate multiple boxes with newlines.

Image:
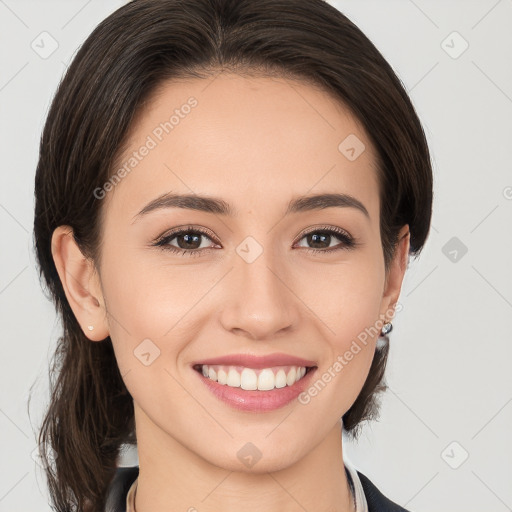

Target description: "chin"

left=200, top=442, right=303, bottom=475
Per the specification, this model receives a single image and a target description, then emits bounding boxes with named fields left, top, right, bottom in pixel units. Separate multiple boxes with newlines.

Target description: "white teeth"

left=217, top=369, right=227, bottom=385
left=286, top=367, right=296, bottom=386
left=240, top=368, right=258, bottom=390
left=198, top=364, right=310, bottom=390
left=257, top=369, right=275, bottom=391
left=227, top=368, right=241, bottom=387
left=275, top=369, right=287, bottom=388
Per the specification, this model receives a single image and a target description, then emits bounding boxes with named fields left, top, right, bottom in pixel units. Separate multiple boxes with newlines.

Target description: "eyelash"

left=152, top=224, right=358, bottom=257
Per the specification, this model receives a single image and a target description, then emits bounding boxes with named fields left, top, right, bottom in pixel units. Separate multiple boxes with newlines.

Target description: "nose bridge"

left=236, top=232, right=286, bottom=301
left=237, top=236, right=282, bottom=286
left=221, top=232, right=296, bottom=338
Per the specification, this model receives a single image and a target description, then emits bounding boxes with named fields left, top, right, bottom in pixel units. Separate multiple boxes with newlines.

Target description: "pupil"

left=179, top=233, right=200, bottom=249
left=309, top=232, right=329, bottom=248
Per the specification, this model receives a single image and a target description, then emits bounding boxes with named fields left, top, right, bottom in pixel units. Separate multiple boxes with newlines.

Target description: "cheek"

left=99, top=255, right=200, bottom=414
left=98, top=250, right=223, bottom=369
left=101, top=248, right=199, bottom=327
left=298, top=254, right=385, bottom=402
left=298, top=252, right=385, bottom=340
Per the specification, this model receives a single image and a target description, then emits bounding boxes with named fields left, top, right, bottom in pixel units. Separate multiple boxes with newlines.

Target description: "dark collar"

left=357, top=471, right=412, bottom=511
left=104, top=466, right=139, bottom=512
left=105, top=466, right=412, bottom=512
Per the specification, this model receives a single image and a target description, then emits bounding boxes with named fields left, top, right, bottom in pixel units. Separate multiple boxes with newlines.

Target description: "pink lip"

left=191, top=352, right=317, bottom=369
left=193, top=366, right=318, bottom=412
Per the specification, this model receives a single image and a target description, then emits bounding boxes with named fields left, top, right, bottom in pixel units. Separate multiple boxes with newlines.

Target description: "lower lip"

left=193, top=367, right=317, bottom=412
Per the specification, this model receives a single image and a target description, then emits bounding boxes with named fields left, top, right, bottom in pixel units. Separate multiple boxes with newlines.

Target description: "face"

left=68, top=73, right=407, bottom=472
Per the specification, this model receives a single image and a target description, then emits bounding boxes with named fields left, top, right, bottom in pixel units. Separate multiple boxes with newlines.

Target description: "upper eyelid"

left=155, top=225, right=217, bottom=241
left=156, top=224, right=354, bottom=246
left=295, top=225, right=352, bottom=240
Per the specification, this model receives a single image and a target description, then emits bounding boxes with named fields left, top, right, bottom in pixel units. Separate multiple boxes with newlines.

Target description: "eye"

left=152, top=225, right=219, bottom=257
left=294, top=225, right=357, bottom=254
left=151, top=224, right=358, bottom=257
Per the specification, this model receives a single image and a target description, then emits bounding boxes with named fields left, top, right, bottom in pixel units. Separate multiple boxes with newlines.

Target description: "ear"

left=379, top=224, right=410, bottom=322
left=51, top=225, right=109, bottom=341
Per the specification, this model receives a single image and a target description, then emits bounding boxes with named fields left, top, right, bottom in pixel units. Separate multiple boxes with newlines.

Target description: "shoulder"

left=105, top=466, right=139, bottom=512
left=356, top=470, right=412, bottom=512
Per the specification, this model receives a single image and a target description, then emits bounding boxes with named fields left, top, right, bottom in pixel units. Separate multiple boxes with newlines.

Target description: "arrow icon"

left=31, top=31, right=59, bottom=59
left=237, top=442, right=262, bottom=467
left=134, top=339, right=161, bottom=366
left=442, top=236, right=468, bottom=263
left=440, top=31, right=469, bottom=59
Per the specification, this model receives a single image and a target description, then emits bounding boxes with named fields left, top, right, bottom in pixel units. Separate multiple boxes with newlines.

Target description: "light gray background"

left=1, top=0, right=511, bottom=510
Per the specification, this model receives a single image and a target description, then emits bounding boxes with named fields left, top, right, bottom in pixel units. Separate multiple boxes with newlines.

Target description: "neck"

left=133, top=405, right=355, bottom=512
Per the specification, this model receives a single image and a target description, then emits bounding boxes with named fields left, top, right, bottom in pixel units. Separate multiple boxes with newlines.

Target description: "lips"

left=191, top=352, right=317, bottom=369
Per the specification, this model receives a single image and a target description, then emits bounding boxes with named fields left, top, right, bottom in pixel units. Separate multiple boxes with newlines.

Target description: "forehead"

left=104, top=73, right=380, bottom=222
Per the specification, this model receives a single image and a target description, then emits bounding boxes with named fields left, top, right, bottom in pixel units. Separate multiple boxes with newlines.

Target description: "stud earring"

left=380, top=321, right=393, bottom=336
left=87, top=325, right=94, bottom=331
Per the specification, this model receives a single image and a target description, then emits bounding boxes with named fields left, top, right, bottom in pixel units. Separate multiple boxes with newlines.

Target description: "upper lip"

left=192, top=352, right=317, bottom=369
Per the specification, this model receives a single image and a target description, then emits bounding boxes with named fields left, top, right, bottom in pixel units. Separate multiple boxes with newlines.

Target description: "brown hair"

left=33, top=0, right=433, bottom=510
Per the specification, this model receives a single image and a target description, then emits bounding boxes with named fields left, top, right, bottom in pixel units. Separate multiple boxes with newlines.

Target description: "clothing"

left=345, top=461, right=369, bottom=512
left=105, top=463, right=411, bottom=512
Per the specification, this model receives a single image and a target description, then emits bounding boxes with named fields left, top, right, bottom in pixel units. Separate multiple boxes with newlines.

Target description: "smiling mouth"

left=193, top=364, right=317, bottom=391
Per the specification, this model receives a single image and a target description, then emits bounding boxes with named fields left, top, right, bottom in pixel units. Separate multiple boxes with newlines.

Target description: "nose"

left=219, top=241, right=299, bottom=341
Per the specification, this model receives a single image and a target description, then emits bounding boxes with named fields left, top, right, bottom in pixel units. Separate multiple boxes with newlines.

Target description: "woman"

left=34, top=0, right=433, bottom=511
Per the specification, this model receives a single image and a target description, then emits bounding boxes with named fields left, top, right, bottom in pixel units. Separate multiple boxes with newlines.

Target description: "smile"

left=193, top=364, right=314, bottom=391
left=191, top=353, right=319, bottom=412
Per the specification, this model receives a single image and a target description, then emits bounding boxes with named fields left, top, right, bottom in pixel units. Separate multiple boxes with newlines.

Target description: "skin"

left=52, top=73, right=410, bottom=512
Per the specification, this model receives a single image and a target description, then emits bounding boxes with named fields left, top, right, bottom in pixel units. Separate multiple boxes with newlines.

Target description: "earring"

left=87, top=325, right=94, bottom=331
left=381, top=321, right=393, bottom=336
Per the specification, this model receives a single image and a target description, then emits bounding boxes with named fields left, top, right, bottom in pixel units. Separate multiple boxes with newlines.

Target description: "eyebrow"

left=131, top=191, right=370, bottom=223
